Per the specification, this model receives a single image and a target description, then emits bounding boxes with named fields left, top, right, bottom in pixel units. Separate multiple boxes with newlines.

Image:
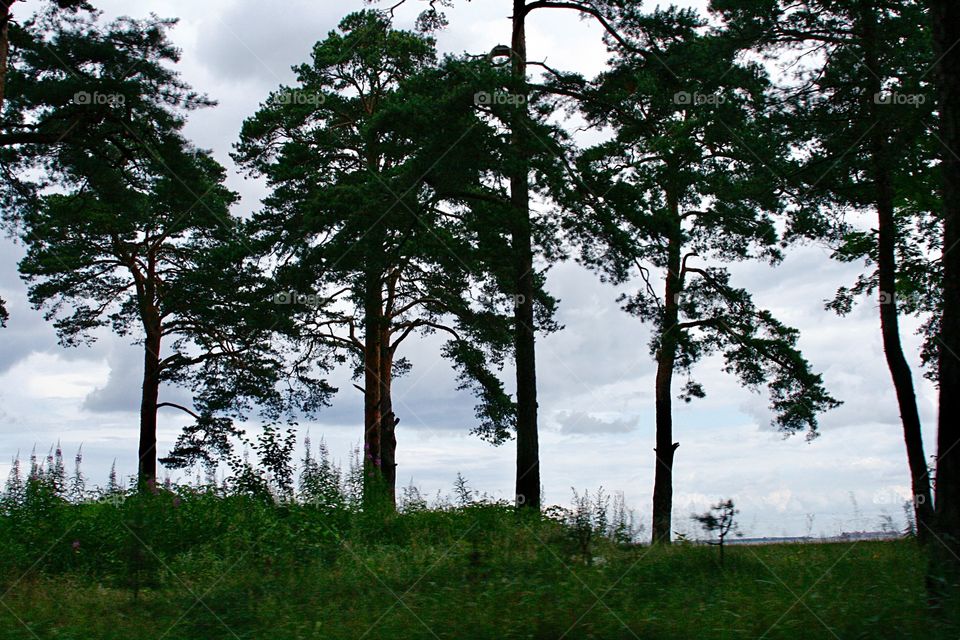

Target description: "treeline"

left=1, top=0, right=959, bottom=601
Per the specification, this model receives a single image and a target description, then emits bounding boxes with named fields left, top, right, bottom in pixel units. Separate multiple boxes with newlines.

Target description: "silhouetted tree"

left=565, top=8, right=839, bottom=543
left=712, top=0, right=939, bottom=546
left=235, top=11, right=499, bottom=506
left=16, top=15, right=330, bottom=488
left=375, top=0, right=639, bottom=510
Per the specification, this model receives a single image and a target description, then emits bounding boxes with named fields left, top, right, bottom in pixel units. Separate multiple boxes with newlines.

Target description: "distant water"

left=726, top=531, right=901, bottom=545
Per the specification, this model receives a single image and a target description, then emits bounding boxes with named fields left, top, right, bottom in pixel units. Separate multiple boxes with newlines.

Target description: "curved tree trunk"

left=876, top=174, right=935, bottom=544
left=511, top=0, right=540, bottom=511
left=860, top=0, right=934, bottom=544
left=875, top=168, right=935, bottom=544
left=651, top=192, right=683, bottom=544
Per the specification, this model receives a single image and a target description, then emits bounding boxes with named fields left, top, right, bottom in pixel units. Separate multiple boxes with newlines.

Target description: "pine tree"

left=235, top=10, right=506, bottom=506
left=370, top=0, right=645, bottom=511
left=712, top=0, right=939, bottom=547
left=565, top=7, right=839, bottom=542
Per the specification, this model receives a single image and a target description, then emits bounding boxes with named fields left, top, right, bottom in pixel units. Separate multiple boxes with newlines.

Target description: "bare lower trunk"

left=877, top=182, right=935, bottom=543
left=929, top=0, right=960, bottom=606
left=512, top=205, right=539, bottom=510
left=138, top=327, right=161, bottom=489
left=651, top=355, right=678, bottom=544
left=875, top=172, right=934, bottom=542
left=380, top=326, right=396, bottom=508
left=651, top=192, right=682, bottom=544
left=362, top=275, right=383, bottom=504
left=511, top=0, right=540, bottom=511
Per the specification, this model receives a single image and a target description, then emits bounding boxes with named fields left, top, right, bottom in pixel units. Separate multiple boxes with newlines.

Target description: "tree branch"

left=157, top=401, right=200, bottom=420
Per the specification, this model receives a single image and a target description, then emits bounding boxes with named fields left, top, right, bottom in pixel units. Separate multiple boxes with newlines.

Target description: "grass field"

left=0, top=487, right=955, bottom=639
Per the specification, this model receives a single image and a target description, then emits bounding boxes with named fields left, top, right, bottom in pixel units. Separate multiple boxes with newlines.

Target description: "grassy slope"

left=0, top=496, right=953, bottom=639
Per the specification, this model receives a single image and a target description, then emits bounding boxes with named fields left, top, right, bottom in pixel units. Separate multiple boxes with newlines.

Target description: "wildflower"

left=71, top=540, right=80, bottom=552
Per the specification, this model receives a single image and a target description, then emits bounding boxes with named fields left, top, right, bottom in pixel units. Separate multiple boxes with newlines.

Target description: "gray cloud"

left=0, top=237, right=113, bottom=373
left=555, top=410, right=637, bottom=434
left=192, top=1, right=352, bottom=85
left=82, top=344, right=147, bottom=414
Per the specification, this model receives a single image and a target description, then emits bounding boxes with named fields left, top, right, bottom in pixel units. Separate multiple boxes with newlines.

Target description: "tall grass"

left=0, top=445, right=954, bottom=638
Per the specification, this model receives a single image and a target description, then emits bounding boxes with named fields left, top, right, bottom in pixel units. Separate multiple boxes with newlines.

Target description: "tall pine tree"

left=565, top=7, right=840, bottom=542
left=712, top=0, right=940, bottom=542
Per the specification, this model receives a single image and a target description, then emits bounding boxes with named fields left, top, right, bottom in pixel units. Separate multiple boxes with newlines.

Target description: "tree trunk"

left=0, top=1, right=12, bottom=110
left=929, top=0, right=960, bottom=604
left=362, top=273, right=384, bottom=504
left=138, top=325, right=161, bottom=490
left=860, top=1, right=934, bottom=544
left=510, top=0, right=540, bottom=511
left=380, top=325, right=397, bottom=508
left=876, top=168, right=934, bottom=544
left=651, top=192, right=683, bottom=544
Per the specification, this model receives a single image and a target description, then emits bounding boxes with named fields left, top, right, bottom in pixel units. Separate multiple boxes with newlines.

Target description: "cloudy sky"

left=0, top=0, right=936, bottom=538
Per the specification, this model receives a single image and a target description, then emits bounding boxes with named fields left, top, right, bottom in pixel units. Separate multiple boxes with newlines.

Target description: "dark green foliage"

left=8, top=9, right=334, bottom=481
left=1, top=8, right=212, bottom=216
left=564, top=8, right=840, bottom=436
left=709, top=0, right=938, bottom=551
left=716, top=0, right=941, bottom=375
left=386, top=52, right=572, bottom=446
left=233, top=12, right=489, bottom=498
